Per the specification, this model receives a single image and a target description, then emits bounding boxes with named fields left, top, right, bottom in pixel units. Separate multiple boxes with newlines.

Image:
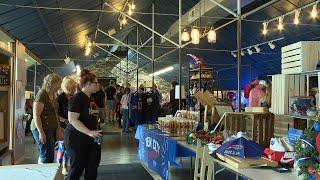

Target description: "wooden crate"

left=224, top=112, right=275, bottom=148
left=281, top=41, right=320, bottom=74
left=271, top=74, right=305, bottom=115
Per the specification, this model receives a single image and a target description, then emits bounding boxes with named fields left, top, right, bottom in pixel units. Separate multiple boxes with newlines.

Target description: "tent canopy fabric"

left=0, top=0, right=319, bottom=89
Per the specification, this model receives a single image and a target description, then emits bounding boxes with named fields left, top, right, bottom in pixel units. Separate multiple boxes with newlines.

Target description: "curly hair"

left=61, top=77, right=77, bottom=94
left=42, top=73, right=62, bottom=92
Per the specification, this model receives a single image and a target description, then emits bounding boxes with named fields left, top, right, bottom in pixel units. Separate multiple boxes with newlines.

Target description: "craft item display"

left=175, top=110, right=200, bottom=121
left=289, top=96, right=315, bottom=116
left=158, top=117, right=196, bottom=134
left=186, top=130, right=224, bottom=145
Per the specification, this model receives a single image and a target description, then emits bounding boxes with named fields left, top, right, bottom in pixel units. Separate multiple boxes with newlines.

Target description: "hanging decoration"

left=191, top=27, right=200, bottom=45
left=207, top=28, right=217, bottom=43
left=181, top=29, right=190, bottom=42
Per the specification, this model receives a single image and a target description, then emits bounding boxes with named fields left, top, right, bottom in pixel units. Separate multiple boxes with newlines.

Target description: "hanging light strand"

left=261, top=1, right=320, bottom=35
left=230, top=37, right=284, bottom=57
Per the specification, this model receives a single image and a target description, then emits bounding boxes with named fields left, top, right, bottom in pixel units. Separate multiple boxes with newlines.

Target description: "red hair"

left=79, top=69, right=96, bottom=88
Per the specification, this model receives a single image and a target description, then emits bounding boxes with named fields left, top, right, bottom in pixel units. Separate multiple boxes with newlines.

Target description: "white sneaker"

left=270, top=138, right=286, bottom=152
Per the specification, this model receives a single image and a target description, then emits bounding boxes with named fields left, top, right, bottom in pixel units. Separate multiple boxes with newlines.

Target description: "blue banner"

left=135, top=125, right=178, bottom=180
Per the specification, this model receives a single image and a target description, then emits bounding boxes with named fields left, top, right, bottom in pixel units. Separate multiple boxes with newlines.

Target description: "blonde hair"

left=61, top=77, right=77, bottom=94
left=42, top=73, right=62, bottom=92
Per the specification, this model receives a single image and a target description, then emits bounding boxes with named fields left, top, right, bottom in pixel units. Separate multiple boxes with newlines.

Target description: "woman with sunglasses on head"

left=64, top=69, right=102, bottom=180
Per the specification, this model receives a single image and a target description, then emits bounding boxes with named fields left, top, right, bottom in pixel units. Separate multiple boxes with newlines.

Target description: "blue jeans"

left=32, top=129, right=56, bottom=163
left=121, top=108, right=129, bottom=132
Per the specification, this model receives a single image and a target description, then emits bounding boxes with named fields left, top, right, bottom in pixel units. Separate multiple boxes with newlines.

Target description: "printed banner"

left=135, top=125, right=177, bottom=180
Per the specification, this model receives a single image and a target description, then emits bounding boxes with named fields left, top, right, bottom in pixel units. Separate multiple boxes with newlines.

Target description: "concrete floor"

left=21, top=123, right=168, bottom=179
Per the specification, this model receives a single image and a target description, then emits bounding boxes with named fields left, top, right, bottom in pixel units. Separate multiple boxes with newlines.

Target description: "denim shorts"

left=32, top=129, right=56, bottom=163
left=106, top=100, right=115, bottom=110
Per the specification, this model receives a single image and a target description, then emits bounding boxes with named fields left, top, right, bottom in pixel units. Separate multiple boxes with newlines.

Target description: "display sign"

left=135, top=125, right=177, bottom=180
left=0, top=65, right=9, bottom=86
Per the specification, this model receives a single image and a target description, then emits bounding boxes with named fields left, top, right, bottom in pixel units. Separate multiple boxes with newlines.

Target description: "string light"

left=181, top=29, right=190, bottom=42
left=130, top=2, right=136, bottom=10
left=278, top=16, right=284, bottom=31
left=128, top=8, right=133, bottom=16
left=207, top=28, right=217, bottom=43
left=262, top=22, right=268, bottom=35
left=231, top=52, right=237, bottom=58
left=254, top=46, right=261, bottom=53
left=311, top=4, right=318, bottom=18
left=294, top=9, right=301, bottom=25
left=84, top=36, right=92, bottom=56
left=268, top=42, right=276, bottom=49
left=122, top=17, right=127, bottom=25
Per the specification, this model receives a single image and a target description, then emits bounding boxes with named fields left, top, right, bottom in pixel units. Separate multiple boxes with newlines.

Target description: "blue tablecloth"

left=135, top=125, right=195, bottom=180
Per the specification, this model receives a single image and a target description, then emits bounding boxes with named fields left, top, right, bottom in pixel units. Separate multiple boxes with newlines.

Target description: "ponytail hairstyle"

left=79, top=69, right=96, bottom=88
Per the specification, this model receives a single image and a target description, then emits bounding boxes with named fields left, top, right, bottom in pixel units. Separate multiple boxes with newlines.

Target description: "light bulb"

left=268, top=42, right=275, bottom=50
left=131, top=2, right=136, bottom=10
left=241, top=51, right=245, bottom=56
left=247, top=48, right=253, bottom=55
left=191, top=27, right=200, bottom=45
left=254, top=46, right=261, bottom=53
left=122, top=18, right=127, bottom=25
left=85, top=47, right=91, bottom=56
left=294, top=9, right=300, bottom=25
left=207, top=28, right=217, bottom=43
left=181, top=29, right=190, bottom=42
left=128, top=8, right=133, bottom=16
left=231, top=52, right=237, bottom=58
left=278, top=16, right=284, bottom=31
left=311, top=4, right=318, bottom=19
left=262, top=22, right=268, bottom=35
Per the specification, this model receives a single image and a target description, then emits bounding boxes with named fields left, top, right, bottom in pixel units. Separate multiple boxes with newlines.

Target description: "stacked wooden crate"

left=271, top=74, right=305, bottom=115
left=281, top=41, right=320, bottom=74
left=223, top=112, right=275, bottom=148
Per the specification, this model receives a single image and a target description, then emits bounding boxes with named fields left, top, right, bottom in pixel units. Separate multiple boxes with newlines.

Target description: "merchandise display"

left=158, top=117, right=196, bottom=134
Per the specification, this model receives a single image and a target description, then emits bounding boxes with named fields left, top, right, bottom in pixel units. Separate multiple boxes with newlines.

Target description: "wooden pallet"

left=216, top=153, right=278, bottom=169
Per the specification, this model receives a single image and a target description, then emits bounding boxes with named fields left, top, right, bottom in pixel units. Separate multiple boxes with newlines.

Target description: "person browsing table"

left=64, top=69, right=102, bottom=180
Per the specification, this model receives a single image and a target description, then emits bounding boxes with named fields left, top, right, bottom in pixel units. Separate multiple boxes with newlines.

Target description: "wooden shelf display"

left=190, top=67, right=213, bottom=80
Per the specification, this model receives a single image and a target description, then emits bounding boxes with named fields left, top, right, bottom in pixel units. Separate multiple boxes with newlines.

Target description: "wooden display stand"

left=223, top=112, right=275, bottom=148
left=195, top=90, right=233, bottom=130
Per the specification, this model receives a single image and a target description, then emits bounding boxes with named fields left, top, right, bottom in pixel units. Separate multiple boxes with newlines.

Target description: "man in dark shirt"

left=105, top=80, right=116, bottom=123
left=92, top=83, right=106, bottom=124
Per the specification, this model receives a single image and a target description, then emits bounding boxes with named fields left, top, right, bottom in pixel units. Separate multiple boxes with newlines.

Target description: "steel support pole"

left=179, top=0, right=182, bottom=110
left=126, top=36, right=129, bottom=86
left=136, top=26, right=139, bottom=89
left=237, top=0, right=242, bottom=112
left=152, top=1, right=155, bottom=86
left=33, top=63, right=37, bottom=96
